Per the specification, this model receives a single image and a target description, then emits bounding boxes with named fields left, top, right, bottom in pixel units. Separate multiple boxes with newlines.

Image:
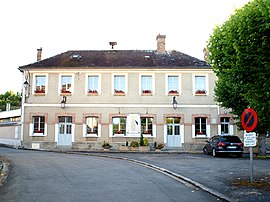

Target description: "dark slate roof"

left=19, top=50, right=211, bottom=69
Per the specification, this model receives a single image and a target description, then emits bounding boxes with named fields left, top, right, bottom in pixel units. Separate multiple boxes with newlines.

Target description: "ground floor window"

left=166, top=117, right=180, bottom=136
left=113, top=117, right=126, bottom=135
left=141, top=117, right=153, bottom=136
left=86, top=116, right=98, bottom=135
left=33, top=116, right=45, bottom=134
left=195, top=117, right=207, bottom=136
left=220, top=117, right=230, bottom=134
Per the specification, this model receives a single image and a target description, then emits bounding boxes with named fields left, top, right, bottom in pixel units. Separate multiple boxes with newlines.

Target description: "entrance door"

left=166, top=117, right=181, bottom=148
left=58, top=116, right=72, bottom=146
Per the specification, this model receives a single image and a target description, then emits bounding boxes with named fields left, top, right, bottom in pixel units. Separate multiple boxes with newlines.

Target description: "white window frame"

left=192, top=74, right=209, bottom=95
left=32, top=73, right=48, bottom=95
left=139, top=73, right=155, bottom=95
left=192, top=117, right=210, bottom=138
left=112, top=73, right=128, bottom=95
left=83, top=116, right=101, bottom=137
left=29, top=116, right=48, bottom=137
left=85, top=73, right=101, bottom=95
left=59, top=74, right=74, bottom=95
left=165, top=74, right=181, bottom=95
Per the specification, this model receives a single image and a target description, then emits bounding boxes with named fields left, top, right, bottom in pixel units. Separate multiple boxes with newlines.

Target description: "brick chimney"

left=37, top=47, right=42, bottom=62
left=156, top=34, right=166, bottom=54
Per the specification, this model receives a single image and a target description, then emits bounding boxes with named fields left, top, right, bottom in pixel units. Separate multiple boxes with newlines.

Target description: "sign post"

left=244, top=132, right=257, bottom=182
left=242, top=108, right=258, bottom=183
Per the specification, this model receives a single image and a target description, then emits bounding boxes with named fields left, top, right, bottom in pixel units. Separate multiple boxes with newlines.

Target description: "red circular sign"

left=241, top=108, right=258, bottom=132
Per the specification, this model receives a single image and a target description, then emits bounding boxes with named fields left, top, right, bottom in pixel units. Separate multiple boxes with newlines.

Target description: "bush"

left=130, top=141, right=139, bottom=147
left=140, top=134, right=144, bottom=146
left=143, top=138, right=149, bottom=146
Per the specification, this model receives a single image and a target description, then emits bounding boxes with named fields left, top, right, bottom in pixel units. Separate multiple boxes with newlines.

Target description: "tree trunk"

left=258, top=133, right=266, bottom=156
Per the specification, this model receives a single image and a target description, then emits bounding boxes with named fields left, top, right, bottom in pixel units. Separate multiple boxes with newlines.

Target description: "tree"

left=0, top=91, right=21, bottom=111
left=207, top=0, right=270, bottom=155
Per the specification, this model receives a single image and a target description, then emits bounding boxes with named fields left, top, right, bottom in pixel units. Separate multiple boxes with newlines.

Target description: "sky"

left=0, top=0, right=250, bottom=93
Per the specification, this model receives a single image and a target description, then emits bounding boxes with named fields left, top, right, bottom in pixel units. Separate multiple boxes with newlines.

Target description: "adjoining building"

left=18, top=34, right=236, bottom=150
left=0, top=109, right=21, bottom=148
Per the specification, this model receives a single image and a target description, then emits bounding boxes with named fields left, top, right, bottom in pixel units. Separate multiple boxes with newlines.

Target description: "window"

left=60, top=75, right=72, bottom=94
left=220, top=117, right=230, bottom=134
left=167, top=75, right=179, bottom=95
left=34, top=75, right=46, bottom=94
left=113, top=117, right=126, bottom=135
left=114, top=75, right=126, bottom=94
left=194, top=75, right=207, bottom=94
left=87, top=75, right=99, bottom=94
left=166, top=117, right=180, bottom=136
left=33, top=116, right=45, bottom=134
left=195, top=117, right=207, bottom=135
left=141, top=117, right=153, bottom=136
left=141, top=75, right=153, bottom=94
left=85, top=117, right=98, bottom=135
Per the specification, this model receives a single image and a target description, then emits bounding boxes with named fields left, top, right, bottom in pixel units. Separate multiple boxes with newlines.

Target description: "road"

left=0, top=147, right=220, bottom=202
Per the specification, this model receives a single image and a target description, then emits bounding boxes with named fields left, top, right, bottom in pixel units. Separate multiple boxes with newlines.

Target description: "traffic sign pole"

left=242, top=108, right=258, bottom=183
left=249, top=147, right=253, bottom=183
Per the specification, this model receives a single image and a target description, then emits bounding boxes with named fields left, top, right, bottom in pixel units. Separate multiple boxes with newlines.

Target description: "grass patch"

left=232, top=180, right=270, bottom=191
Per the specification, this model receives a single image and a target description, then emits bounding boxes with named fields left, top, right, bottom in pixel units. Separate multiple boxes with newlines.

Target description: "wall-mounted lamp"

left=61, top=96, right=67, bottom=109
left=172, top=96, right=178, bottom=110
left=23, top=70, right=30, bottom=98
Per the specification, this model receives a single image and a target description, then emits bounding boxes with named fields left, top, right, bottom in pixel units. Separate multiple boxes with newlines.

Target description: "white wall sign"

left=126, top=114, right=141, bottom=136
left=244, top=132, right=257, bottom=147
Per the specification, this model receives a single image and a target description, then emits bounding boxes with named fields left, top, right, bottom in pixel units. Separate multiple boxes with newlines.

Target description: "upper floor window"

left=167, top=75, right=179, bottom=95
left=60, top=75, right=72, bottom=94
left=141, top=75, right=153, bottom=95
left=34, top=75, right=46, bottom=94
left=113, top=75, right=126, bottom=95
left=87, top=75, right=99, bottom=95
left=194, top=75, right=207, bottom=95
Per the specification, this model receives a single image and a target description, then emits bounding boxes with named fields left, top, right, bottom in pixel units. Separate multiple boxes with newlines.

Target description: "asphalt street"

left=0, top=147, right=221, bottom=202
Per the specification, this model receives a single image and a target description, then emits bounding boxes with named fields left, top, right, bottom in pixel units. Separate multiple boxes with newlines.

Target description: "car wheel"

left=212, top=148, right=217, bottom=157
left=203, top=147, right=208, bottom=155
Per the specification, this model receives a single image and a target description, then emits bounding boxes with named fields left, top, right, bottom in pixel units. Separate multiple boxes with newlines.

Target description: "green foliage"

left=0, top=91, right=21, bottom=111
left=143, top=137, right=149, bottom=146
left=130, top=141, right=139, bottom=147
left=207, top=0, right=270, bottom=133
left=102, top=141, right=112, bottom=148
left=140, top=134, right=144, bottom=146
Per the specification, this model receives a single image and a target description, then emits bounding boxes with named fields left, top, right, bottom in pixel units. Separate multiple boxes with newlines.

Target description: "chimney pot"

left=156, top=34, right=166, bottom=54
left=37, top=47, right=42, bottom=62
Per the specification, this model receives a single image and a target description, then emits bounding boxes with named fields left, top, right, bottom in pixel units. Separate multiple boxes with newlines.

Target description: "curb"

left=0, top=158, right=10, bottom=186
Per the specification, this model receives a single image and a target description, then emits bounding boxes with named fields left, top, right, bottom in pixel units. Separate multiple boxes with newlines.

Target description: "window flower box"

left=115, top=130, right=123, bottom=134
left=114, top=89, right=125, bottom=96
left=168, top=90, right=179, bottom=95
left=142, top=90, right=152, bottom=96
left=88, top=89, right=98, bottom=95
left=195, top=89, right=207, bottom=95
left=196, top=131, right=205, bottom=135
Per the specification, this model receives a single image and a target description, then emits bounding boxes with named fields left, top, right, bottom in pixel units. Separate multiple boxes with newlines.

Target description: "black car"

left=203, top=135, right=244, bottom=157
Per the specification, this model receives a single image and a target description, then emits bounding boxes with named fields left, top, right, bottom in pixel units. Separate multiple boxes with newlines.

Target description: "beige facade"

left=20, top=67, right=236, bottom=150
left=19, top=35, right=239, bottom=151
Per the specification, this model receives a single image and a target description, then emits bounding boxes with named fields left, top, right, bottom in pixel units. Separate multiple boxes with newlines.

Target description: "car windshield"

left=220, top=136, right=241, bottom=143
